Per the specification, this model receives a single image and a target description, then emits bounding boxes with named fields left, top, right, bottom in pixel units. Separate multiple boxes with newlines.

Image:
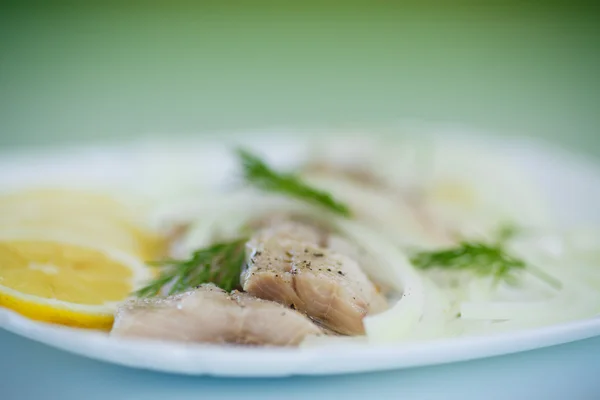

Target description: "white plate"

left=1, top=128, right=600, bottom=377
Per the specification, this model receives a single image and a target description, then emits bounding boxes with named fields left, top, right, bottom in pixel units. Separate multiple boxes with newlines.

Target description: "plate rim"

left=1, top=127, right=599, bottom=377
left=2, top=306, right=600, bottom=377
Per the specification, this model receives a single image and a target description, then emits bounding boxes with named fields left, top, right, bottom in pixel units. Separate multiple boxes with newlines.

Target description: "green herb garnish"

left=495, top=223, right=520, bottom=244
left=410, top=241, right=526, bottom=282
left=134, top=149, right=352, bottom=298
left=237, top=148, right=352, bottom=217
left=134, top=238, right=248, bottom=298
left=410, top=223, right=526, bottom=282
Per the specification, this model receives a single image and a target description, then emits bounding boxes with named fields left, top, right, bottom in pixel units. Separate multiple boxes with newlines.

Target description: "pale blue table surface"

left=1, top=328, right=599, bottom=400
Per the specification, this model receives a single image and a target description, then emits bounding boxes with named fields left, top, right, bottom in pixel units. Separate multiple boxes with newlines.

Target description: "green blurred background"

left=1, top=1, right=599, bottom=156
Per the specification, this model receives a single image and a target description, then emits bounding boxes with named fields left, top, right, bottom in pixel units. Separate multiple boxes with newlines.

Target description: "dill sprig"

left=410, top=241, right=526, bottom=282
left=134, top=238, right=248, bottom=298
left=237, top=148, right=352, bottom=217
left=134, top=149, right=352, bottom=298
left=495, top=223, right=520, bottom=244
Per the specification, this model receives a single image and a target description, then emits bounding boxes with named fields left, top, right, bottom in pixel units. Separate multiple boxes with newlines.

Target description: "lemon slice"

left=0, top=188, right=141, bottom=215
left=0, top=231, right=152, bottom=330
left=0, top=188, right=166, bottom=259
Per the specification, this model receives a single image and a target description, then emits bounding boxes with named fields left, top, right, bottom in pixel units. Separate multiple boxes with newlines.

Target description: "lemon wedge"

left=0, top=232, right=152, bottom=329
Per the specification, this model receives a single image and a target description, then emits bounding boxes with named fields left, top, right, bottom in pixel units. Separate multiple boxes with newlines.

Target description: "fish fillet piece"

left=246, top=214, right=329, bottom=245
left=111, top=284, right=322, bottom=346
left=242, top=222, right=387, bottom=335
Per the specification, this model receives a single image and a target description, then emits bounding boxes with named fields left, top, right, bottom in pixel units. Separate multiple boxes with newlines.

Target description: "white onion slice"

left=335, top=220, right=425, bottom=343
